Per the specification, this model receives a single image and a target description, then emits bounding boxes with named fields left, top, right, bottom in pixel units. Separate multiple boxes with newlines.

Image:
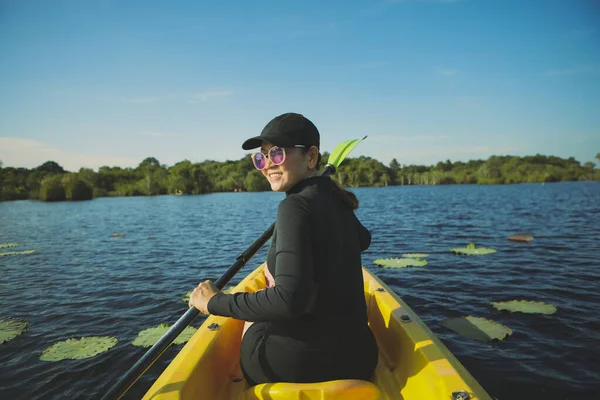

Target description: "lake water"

left=1, top=182, right=599, bottom=399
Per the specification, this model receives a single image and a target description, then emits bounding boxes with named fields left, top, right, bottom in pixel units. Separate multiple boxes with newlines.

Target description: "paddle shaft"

left=103, top=164, right=336, bottom=400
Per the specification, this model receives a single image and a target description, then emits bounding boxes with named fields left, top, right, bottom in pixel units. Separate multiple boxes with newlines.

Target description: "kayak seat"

left=244, top=379, right=383, bottom=400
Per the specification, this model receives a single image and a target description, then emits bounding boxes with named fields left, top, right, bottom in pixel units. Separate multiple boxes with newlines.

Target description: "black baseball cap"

left=242, top=113, right=320, bottom=150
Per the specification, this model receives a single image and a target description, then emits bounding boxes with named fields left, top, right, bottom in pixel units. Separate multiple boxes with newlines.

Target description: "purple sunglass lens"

left=270, top=147, right=285, bottom=164
left=253, top=153, right=266, bottom=169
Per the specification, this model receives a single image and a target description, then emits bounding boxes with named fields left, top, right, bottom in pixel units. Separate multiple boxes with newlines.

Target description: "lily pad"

left=402, top=253, right=429, bottom=258
left=492, top=300, right=557, bottom=315
left=450, top=243, right=496, bottom=255
left=132, top=324, right=197, bottom=347
left=40, top=336, right=118, bottom=361
left=0, top=243, right=20, bottom=249
left=373, top=258, right=428, bottom=268
left=442, top=316, right=512, bottom=341
left=508, top=234, right=534, bottom=242
left=0, top=318, right=29, bottom=344
left=0, top=250, right=37, bottom=257
left=182, top=291, right=192, bottom=303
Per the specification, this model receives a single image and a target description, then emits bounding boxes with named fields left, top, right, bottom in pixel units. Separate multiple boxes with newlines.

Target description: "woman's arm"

left=206, top=195, right=314, bottom=322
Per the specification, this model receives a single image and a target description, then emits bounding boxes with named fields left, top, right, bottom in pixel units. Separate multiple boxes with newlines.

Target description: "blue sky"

left=1, top=0, right=599, bottom=171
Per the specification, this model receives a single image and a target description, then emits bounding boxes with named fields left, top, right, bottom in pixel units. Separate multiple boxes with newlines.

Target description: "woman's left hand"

left=189, top=280, right=221, bottom=314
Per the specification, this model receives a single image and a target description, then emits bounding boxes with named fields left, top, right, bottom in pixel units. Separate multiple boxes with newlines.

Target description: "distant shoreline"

left=1, top=154, right=598, bottom=202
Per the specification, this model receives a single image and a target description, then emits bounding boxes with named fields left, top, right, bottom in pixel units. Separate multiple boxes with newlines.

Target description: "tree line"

left=0, top=153, right=598, bottom=201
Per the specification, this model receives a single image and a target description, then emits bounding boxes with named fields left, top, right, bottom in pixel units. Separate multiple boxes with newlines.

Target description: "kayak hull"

left=143, top=264, right=491, bottom=400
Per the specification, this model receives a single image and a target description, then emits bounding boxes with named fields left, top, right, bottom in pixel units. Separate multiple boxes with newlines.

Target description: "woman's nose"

left=264, top=155, right=274, bottom=168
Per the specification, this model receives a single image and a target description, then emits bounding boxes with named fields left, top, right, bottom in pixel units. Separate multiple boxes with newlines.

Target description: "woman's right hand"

left=189, top=280, right=221, bottom=314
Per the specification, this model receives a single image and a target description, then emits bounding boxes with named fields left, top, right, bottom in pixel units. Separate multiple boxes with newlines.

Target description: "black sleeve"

left=355, top=214, right=371, bottom=251
left=207, top=195, right=315, bottom=322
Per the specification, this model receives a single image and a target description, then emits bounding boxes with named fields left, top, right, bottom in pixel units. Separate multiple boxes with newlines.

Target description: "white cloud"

left=120, top=96, right=163, bottom=104
left=190, top=90, right=233, bottom=102
left=358, top=133, right=526, bottom=165
left=289, top=30, right=310, bottom=39
left=137, top=130, right=186, bottom=138
left=110, top=90, right=233, bottom=104
left=420, top=144, right=525, bottom=156
left=368, top=133, right=450, bottom=142
left=0, top=137, right=139, bottom=171
left=436, top=67, right=458, bottom=76
left=370, top=144, right=526, bottom=166
left=138, top=131, right=166, bottom=137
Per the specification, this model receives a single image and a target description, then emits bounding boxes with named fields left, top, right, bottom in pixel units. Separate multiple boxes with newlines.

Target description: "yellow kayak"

left=143, top=264, right=491, bottom=400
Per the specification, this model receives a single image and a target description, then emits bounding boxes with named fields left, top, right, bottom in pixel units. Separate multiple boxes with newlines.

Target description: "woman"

left=189, top=112, right=378, bottom=385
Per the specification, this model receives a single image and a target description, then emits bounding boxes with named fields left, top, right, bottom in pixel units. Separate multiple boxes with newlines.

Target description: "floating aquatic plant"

left=508, top=234, right=534, bottom=242
left=492, top=300, right=557, bottom=315
left=450, top=243, right=496, bottom=256
left=40, top=336, right=118, bottom=361
left=0, top=318, right=29, bottom=344
left=0, top=250, right=37, bottom=257
left=0, top=243, right=20, bottom=249
left=132, top=324, right=197, bottom=348
left=442, top=316, right=512, bottom=342
left=402, top=253, right=429, bottom=258
left=373, top=258, right=428, bottom=268
left=182, top=291, right=192, bottom=303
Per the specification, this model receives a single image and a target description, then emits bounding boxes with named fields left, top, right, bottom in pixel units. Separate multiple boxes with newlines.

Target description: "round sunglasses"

left=251, top=145, right=306, bottom=170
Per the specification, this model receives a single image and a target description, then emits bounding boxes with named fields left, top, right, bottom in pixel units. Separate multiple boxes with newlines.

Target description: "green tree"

left=380, top=171, right=391, bottom=186
left=39, top=175, right=66, bottom=201
left=244, top=170, right=270, bottom=192
left=191, top=164, right=213, bottom=194
left=36, top=161, right=65, bottom=174
left=320, top=152, right=330, bottom=170
left=136, top=157, right=167, bottom=195
left=78, top=168, right=98, bottom=186
left=62, top=174, right=93, bottom=200
left=0, top=167, right=29, bottom=200
left=435, top=159, right=453, bottom=172
left=23, top=161, right=67, bottom=198
left=168, top=160, right=194, bottom=194
left=3, top=152, right=600, bottom=202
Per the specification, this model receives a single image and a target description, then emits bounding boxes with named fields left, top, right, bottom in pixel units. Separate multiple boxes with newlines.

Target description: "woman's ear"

left=308, top=146, right=319, bottom=169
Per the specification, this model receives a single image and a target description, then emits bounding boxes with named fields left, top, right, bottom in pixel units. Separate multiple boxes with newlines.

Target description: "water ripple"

left=1, top=182, right=599, bottom=399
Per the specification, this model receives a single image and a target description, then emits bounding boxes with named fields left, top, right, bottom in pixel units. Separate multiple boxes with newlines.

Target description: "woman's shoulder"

left=278, top=177, right=334, bottom=218
left=278, top=192, right=310, bottom=216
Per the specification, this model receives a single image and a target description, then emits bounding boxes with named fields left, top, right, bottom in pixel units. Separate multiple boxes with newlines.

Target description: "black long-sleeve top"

left=207, top=176, right=371, bottom=343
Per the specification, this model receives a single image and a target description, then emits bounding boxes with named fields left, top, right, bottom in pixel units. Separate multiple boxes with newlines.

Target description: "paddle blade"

left=327, top=136, right=367, bottom=168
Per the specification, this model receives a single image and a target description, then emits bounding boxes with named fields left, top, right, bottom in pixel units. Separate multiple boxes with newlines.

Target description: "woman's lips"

left=268, top=172, right=282, bottom=181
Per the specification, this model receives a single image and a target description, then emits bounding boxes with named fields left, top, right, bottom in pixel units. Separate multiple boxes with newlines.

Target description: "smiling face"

left=260, top=142, right=319, bottom=192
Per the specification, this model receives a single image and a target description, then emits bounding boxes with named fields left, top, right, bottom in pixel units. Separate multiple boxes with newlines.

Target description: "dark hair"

left=330, top=178, right=359, bottom=210
left=300, top=146, right=322, bottom=171
left=301, top=147, right=358, bottom=210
